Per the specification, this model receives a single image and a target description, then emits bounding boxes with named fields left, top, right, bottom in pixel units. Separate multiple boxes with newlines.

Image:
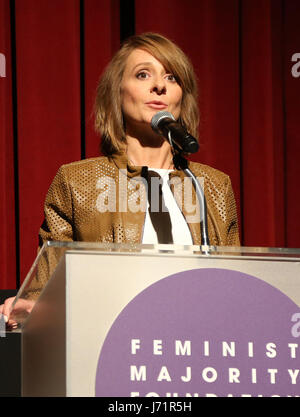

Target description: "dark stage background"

left=1, top=0, right=299, bottom=290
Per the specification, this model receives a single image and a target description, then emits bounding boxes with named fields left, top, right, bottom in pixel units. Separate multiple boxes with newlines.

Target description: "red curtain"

left=0, top=0, right=120, bottom=288
left=284, top=0, right=300, bottom=249
left=0, top=0, right=299, bottom=289
left=240, top=0, right=286, bottom=246
left=0, top=0, right=16, bottom=289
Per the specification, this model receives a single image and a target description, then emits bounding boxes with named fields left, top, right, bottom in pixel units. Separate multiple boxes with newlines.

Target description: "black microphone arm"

left=151, top=111, right=210, bottom=248
left=151, top=111, right=199, bottom=154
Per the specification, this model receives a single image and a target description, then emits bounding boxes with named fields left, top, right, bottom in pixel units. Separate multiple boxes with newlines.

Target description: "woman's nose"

left=150, top=78, right=166, bottom=95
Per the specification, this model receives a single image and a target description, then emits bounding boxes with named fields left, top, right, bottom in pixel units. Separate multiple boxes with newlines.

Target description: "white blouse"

left=142, top=168, right=193, bottom=245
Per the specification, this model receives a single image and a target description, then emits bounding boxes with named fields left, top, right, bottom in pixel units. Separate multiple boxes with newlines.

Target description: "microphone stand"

left=172, top=152, right=210, bottom=252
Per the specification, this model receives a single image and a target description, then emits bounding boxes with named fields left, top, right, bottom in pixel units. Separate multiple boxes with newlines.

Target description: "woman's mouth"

left=146, top=101, right=168, bottom=110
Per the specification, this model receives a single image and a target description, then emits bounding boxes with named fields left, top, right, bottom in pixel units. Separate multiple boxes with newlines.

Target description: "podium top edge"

left=42, top=241, right=300, bottom=256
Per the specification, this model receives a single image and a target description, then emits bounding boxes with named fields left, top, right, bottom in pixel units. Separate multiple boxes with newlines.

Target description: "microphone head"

left=151, top=111, right=175, bottom=133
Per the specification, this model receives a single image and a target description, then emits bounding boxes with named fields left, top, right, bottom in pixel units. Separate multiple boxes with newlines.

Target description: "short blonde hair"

left=94, top=32, right=199, bottom=156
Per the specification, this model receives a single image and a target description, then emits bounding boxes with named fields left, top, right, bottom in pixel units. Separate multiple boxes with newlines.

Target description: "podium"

left=11, top=242, right=300, bottom=397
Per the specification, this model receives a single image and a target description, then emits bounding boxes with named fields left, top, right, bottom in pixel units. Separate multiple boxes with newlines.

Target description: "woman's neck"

left=126, top=135, right=174, bottom=169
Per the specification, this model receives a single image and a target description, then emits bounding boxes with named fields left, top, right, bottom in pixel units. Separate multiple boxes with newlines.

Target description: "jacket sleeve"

left=39, top=165, right=74, bottom=246
left=224, top=176, right=240, bottom=246
left=23, top=166, right=74, bottom=300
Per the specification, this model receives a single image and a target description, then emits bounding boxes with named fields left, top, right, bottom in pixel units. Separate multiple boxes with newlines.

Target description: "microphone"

left=151, top=111, right=199, bottom=154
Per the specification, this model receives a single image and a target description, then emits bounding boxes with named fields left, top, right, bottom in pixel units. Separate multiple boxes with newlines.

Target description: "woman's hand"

left=0, top=297, right=17, bottom=329
left=0, top=297, right=35, bottom=330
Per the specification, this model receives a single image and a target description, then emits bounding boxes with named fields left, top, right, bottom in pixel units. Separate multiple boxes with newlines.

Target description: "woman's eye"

left=166, top=74, right=176, bottom=82
left=136, top=71, right=149, bottom=79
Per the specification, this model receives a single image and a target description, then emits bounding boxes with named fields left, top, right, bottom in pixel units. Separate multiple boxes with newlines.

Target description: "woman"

left=1, top=32, right=240, bottom=325
left=39, top=32, right=239, bottom=247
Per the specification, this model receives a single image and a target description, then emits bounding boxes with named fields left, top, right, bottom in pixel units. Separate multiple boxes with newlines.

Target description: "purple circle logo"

left=95, top=268, right=300, bottom=397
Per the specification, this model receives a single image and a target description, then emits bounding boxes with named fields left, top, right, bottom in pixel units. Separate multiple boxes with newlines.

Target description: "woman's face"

left=121, top=48, right=183, bottom=134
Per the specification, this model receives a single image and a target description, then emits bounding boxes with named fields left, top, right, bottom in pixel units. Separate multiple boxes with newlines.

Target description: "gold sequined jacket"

left=39, top=153, right=240, bottom=247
